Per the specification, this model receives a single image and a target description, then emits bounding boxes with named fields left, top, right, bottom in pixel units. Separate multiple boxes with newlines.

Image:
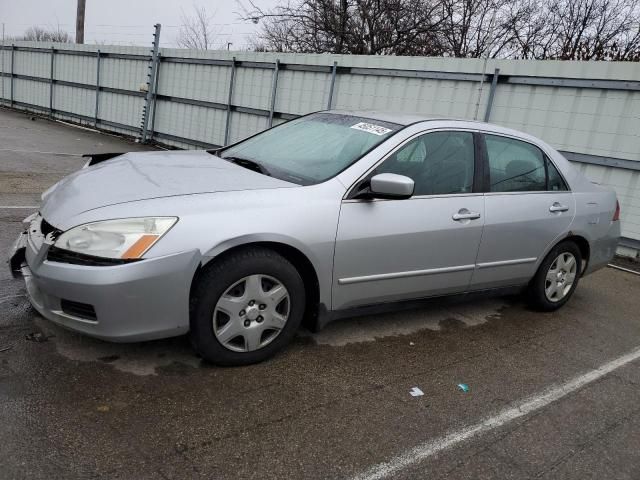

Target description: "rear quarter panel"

left=570, top=187, right=620, bottom=274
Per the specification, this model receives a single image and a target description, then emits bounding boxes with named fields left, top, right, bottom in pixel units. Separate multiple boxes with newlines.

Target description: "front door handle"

left=452, top=209, right=481, bottom=221
left=549, top=202, right=569, bottom=213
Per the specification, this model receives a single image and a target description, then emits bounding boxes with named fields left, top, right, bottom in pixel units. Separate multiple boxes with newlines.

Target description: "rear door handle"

left=452, top=209, right=481, bottom=221
left=549, top=203, right=569, bottom=213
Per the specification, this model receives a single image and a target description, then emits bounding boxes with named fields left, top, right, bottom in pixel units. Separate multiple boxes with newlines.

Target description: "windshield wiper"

left=222, top=156, right=272, bottom=176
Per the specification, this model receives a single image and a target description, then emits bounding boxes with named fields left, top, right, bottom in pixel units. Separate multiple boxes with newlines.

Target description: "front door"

left=332, top=130, right=485, bottom=310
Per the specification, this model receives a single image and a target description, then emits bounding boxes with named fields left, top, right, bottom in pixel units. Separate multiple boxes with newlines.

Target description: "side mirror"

left=369, top=173, right=414, bottom=199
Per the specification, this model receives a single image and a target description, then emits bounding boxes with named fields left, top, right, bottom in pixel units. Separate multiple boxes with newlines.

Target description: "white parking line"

left=0, top=206, right=38, bottom=209
left=352, top=346, right=640, bottom=480
left=0, top=148, right=83, bottom=156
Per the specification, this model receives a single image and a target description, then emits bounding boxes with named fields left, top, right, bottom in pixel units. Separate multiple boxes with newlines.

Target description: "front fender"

left=202, top=233, right=319, bottom=265
left=201, top=232, right=332, bottom=308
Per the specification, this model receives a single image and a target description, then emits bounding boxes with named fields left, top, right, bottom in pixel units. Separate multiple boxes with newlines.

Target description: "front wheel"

left=527, top=241, right=582, bottom=311
left=190, top=248, right=306, bottom=366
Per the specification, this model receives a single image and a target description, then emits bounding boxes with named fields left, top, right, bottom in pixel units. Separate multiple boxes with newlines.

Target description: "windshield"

left=217, top=113, right=401, bottom=185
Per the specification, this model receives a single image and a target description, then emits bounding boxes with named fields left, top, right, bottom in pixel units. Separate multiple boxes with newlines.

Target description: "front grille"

left=60, top=299, right=97, bottom=321
left=47, top=246, right=139, bottom=266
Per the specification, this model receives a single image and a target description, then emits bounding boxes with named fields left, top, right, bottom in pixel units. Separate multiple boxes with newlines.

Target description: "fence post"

left=327, top=61, right=337, bottom=109
left=224, top=56, right=237, bottom=146
left=10, top=44, right=14, bottom=108
left=483, top=68, right=500, bottom=122
left=140, top=23, right=161, bottom=143
left=150, top=53, right=161, bottom=139
left=49, top=47, right=55, bottom=117
left=268, top=59, right=279, bottom=127
left=0, top=45, right=3, bottom=104
left=94, top=50, right=101, bottom=127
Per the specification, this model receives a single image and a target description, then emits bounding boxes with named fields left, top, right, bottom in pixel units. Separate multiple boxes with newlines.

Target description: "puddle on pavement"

left=306, top=298, right=507, bottom=346
left=33, top=316, right=200, bottom=376
left=28, top=296, right=507, bottom=374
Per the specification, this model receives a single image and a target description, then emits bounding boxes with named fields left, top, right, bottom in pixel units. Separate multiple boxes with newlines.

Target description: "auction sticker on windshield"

left=350, top=122, right=392, bottom=136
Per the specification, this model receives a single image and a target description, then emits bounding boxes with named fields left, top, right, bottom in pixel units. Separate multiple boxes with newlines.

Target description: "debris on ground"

left=25, top=332, right=50, bottom=343
left=457, top=383, right=470, bottom=393
left=0, top=345, right=13, bottom=353
left=409, top=387, right=424, bottom=397
left=96, top=405, right=110, bottom=412
left=409, top=342, right=415, bottom=346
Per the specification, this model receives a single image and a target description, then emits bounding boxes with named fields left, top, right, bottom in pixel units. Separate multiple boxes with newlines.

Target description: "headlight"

left=54, top=217, right=178, bottom=260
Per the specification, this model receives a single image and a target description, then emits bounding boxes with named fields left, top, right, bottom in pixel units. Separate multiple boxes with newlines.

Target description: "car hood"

left=40, top=150, right=295, bottom=225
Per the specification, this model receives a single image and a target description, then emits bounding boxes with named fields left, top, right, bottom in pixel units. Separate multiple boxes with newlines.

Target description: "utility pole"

left=1, top=23, right=5, bottom=104
left=76, top=0, right=86, bottom=44
left=473, top=3, right=499, bottom=120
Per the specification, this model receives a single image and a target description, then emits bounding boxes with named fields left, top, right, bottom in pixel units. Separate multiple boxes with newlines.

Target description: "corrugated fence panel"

left=229, top=111, right=268, bottom=145
left=154, top=99, right=227, bottom=147
left=53, top=85, right=95, bottom=118
left=13, top=77, right=48, bottom=108
left=158, top=62, right=230, bottom=104
left=3, top=41, right=640, bottom=249
left=276, top=69, right=331, bottom=114
left=98, top=91, right=143, bottom=129
left=99, top=57, right=147, bottom=91
left=55, top=51, right=97, bottom=85
left=490, top=85, right=640, bottom=162
left=234, top=65, right=273, bottom=111
left=14, top=49, right=50, bottom=78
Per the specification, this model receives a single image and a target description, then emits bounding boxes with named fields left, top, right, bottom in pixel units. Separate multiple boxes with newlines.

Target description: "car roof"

left=327, top=109, right=443, bottom=126
left=325, top=109, right=541, bottom=144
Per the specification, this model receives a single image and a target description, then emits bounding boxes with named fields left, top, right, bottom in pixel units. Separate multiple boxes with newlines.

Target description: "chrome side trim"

left=476, top=257, right=537, bottom=269
left=343, top=192, right=481, bottom=203
left=483, top=191, right=572, bottom=197
left=338, top=264, right=475, bottom=285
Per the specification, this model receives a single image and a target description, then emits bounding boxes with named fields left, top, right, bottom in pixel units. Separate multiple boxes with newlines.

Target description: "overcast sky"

left=0, top=0, right=278, bottom=49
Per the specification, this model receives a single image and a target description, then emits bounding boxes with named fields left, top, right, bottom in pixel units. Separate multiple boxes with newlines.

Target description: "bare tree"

left=245, top=0, right=445, bottom=55
left=177, top=5, right=218, bottom=50
left=246, top=0, right=640, bottom=60
left=22, top=26, right=72, bottom=43
left=544, top=0, right=640, bottom=60
left=437, top=0, right=521, bottom=58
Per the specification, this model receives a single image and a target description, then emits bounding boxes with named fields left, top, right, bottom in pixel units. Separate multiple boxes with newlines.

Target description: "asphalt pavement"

left=1, top=107, right=639, bottom=480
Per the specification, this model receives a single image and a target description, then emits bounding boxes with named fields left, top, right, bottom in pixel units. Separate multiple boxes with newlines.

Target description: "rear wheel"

left=190, top=247, right=305, bottom=366
left=527, top=241, right=582, bottom=311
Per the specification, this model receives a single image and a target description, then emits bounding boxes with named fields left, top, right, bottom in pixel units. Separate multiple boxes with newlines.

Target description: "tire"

left=190, top=247, right=306, bottom=366
left=527, top=240, right=582, bottom=311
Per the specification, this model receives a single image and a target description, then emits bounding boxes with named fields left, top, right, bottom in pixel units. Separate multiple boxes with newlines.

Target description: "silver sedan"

left=9, top=111, right=621, bottom=365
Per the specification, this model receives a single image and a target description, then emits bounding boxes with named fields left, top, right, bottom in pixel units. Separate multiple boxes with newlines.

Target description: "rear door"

left=471, top=133, right=575, bottom=290
left=332, top=130, right=485, bottom=310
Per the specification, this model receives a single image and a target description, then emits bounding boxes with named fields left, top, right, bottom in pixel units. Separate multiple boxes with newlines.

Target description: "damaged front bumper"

left=8, top=214, right=200, bottom=342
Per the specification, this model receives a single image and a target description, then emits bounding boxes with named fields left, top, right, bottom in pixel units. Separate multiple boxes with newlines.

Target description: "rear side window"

left=485, top=135, right=546, bottom=192
left=546, top=157, right=569, bottom=191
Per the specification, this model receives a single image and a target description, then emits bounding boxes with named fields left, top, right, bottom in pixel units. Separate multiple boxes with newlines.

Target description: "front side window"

left=375, top=131, right=475, bottom=196
left=218, top=113, right=400, bottom=185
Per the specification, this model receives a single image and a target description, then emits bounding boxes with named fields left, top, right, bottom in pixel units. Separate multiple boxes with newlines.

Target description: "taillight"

left=613, top=200, right=620, bottom=221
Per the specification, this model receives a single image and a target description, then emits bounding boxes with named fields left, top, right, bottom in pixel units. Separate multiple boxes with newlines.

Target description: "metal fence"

left=1, top=35, right=639, bottom=252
